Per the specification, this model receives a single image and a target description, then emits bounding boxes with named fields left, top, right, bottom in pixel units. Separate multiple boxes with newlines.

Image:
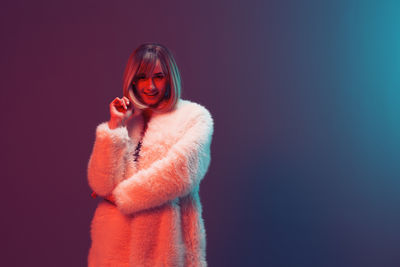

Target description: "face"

left=133, top=59, right=168, bottom=107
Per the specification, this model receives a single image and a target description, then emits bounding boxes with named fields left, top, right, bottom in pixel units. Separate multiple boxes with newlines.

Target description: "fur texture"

left=87, top=99, right=213, bottom=267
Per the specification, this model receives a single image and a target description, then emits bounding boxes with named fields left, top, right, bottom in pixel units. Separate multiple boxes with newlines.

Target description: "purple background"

left=1, top=0, right=400, bottom=266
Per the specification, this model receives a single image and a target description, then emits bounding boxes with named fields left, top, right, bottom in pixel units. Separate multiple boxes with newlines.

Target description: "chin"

left=143, top=98, right=162, bottom=107
left=144, top=99, right=159, bottom=104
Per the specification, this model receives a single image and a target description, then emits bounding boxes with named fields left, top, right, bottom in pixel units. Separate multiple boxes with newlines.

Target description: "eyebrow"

left=154, top=72, right=165, bottom=76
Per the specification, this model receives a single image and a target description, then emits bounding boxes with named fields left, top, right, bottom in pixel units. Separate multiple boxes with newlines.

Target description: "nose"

left=146, top=78, right=156, bottom=90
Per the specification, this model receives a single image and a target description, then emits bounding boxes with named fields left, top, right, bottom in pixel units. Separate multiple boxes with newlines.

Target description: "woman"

left=87, top=43, right=214, bottom=267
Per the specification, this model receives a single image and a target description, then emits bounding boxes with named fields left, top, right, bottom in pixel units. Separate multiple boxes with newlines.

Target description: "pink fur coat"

left=87, top=99, right=214, bottom=267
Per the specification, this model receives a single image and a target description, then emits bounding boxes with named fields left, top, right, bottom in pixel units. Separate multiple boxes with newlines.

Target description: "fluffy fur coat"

left=87, top=99, right=214, bottom=267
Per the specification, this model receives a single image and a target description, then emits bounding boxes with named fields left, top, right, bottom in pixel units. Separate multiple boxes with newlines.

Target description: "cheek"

left=156, top=81, right=167, bottom=91
left=135, top=83, right=144, bottom=92
left=134, top=85, right=147, bottom=99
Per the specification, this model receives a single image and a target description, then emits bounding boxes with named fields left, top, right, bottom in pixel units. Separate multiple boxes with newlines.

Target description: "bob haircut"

left=122, top=43, right=182, bottom=113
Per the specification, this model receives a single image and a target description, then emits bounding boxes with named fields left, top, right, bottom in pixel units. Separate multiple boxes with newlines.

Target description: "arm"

left=112, top=108, right=214, bottom=215
left=87, top=122, right=131, bottom=197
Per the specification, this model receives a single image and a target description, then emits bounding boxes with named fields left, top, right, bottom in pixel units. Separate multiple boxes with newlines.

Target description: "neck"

left=143, top=109, right=153, bottom=123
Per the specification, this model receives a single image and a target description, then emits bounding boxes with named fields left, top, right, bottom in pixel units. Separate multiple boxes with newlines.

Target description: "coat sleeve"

left=112, top=107, right=214, bottom=215
left=87, top=122, right=131, bottom=197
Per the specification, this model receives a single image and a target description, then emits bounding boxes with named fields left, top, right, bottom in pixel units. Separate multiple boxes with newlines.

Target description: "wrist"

left=108, top=119, right=124, bottom=129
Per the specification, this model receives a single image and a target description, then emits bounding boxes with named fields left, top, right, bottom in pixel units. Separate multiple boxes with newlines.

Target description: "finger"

left=111, top=99, right=120, bottom=109
left=123, top=97, right=131, bottom=108
left=113, top=98, right=127, bottom=111
left=118, top=98, right=127, bottom=110
left=110, top=97, right=118, bottom=107
left=111, top=97, right=122, bottom=108
left=111, top=100, right=125, bottom=114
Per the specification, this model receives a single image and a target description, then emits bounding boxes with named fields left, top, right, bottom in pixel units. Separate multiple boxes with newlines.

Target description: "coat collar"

left=126, top=98, right=188, bottom=147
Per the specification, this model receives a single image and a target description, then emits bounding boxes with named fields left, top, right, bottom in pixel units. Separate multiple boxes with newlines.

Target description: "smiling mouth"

left=144, top=92, right=158, bottom=96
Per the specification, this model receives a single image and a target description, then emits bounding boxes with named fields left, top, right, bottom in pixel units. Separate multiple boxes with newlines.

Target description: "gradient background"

left=1, top=0, right=400, bottom=266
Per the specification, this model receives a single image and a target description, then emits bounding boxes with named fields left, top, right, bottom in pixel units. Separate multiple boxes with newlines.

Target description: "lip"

left=144, top=91, right=159, bottom=96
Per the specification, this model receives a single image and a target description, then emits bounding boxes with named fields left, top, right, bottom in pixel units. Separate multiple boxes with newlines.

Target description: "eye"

left=153, top=74, right=165, bottom=81
left=136, top=74, right=146, bottom=81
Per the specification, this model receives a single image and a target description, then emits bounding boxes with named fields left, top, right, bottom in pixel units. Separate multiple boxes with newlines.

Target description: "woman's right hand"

left=108, top=96, right=134, bottom=129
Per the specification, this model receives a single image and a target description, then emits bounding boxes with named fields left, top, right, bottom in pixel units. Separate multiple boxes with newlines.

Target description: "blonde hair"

left=122, top=43, right=182, bottom=113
